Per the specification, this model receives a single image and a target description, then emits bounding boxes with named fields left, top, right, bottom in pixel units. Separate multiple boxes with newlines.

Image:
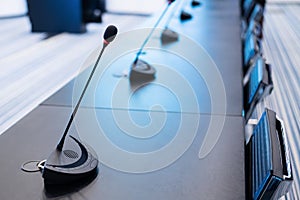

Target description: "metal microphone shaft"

left=164, top=1, right=180, bottom=29
left=56, top=45, right=106, bottom=151
left=134, top=1, right=175, bottom=64
left=56, top=25, right=118, bottom=151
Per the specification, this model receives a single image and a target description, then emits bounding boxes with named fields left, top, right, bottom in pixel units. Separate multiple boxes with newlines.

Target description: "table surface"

left=0, top=0, right=245, bottom=199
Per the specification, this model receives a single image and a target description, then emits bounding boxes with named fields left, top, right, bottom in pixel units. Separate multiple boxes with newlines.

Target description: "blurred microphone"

left=161, top=0, right=180, bottom=44
left=130, top=0, right=175, bottom=82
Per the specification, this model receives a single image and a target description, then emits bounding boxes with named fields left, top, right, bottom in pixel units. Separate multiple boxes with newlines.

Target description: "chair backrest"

left=242, top=0, right=266, bottom=23
left=243, top=56, right=273, bottom=121
left=246, top=109, right=293, bottom=200
left=243, top=33, right=261, bottom=72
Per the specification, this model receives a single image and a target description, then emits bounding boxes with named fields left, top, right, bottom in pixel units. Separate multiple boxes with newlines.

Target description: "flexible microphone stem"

left=134, top=2, right=174, bottom=64
left=164, top=1, right=180, bottom=29
left=56, top=44, right=107, bottom=151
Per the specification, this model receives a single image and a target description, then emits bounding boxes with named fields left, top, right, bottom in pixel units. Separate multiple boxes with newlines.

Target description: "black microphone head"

left=103, top=25, right=118, bottom=44
left=168, top=0, right=175, bottom=4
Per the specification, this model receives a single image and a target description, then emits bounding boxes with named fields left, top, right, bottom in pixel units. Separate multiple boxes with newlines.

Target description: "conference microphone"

left=161, top=0, right=180, bottom=44
left=162, top=0, right=200, bottom=44
left=40, top=25, right=118, bottom=185
left=130, top=0, right=175, bottom=82
left=180, top=0, right=195, bottom=21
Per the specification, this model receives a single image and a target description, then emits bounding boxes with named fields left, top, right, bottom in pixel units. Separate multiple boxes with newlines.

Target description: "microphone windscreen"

left=103, top=25, right=118, bottom=43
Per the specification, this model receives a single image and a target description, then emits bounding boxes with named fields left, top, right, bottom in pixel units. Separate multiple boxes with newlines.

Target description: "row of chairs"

left=27, top=0, right=105, bottom=33
left=240, top=1, right=293, bottom=200
left=241, top=0, right=271, bottom=122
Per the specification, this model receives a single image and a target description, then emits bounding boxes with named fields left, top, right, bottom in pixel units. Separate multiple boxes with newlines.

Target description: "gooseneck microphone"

left=57, top=25, right=118, bottom=151
left=162, top=0, right=201, bottom=43
left=130, top=0, right=175, bottom=82
left=133, top=0, right=175, bottom=64
left=161, top=0, right=180, bottom=44
left=41, top=25, right=118, bottom=186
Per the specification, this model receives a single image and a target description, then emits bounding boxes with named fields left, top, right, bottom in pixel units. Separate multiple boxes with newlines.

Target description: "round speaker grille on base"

left=63, top=150, right=79, bottom=159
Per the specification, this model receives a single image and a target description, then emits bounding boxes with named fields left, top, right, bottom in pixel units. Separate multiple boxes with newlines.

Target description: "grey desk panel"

left=42, top=52, right=215, bottom=115
left=0, top=105, right=245, bottom=200
left=173, top=0, right=243, bottom=115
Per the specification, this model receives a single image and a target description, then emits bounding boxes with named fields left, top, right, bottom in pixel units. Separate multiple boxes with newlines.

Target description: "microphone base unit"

left=42, top=135, right=98, bottom=185
left=180, top=11, right=193, bottom=21
left=161, top=28, right=179, bottom=44
left=130, top=59, right=156, bottom=82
